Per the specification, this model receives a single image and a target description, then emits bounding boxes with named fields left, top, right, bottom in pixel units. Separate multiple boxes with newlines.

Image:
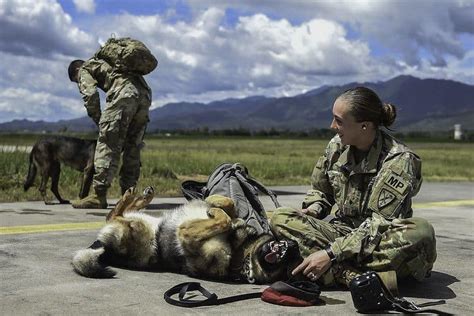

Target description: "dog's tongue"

left=264, top=252, right=278, bottom=264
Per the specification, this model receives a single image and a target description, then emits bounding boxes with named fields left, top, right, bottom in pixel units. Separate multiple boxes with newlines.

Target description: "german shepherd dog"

left=72, top=187, right=295, bottom=284
left=24, top=136, right=96, bottom=204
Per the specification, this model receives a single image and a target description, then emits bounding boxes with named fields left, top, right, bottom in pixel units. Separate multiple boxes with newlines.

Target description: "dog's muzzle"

left=88, top=240, right=104, bottom=249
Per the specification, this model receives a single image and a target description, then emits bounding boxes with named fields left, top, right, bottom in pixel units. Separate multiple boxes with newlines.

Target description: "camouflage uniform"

left=270, top=130, right=437, bottom=287
left=78, top=58, right=152, bottom=193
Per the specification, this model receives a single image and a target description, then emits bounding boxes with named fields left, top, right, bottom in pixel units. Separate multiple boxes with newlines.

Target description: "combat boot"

left=375, top=270, right=399, bottom=296
left=333, top=264, right=398, bottom=294
left=333, top=263, right=362, bottom=287
left=71, top=188, right=108, bottom=209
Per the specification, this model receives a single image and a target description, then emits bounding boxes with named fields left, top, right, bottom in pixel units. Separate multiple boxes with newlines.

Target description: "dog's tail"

left=72, top=240, right=116, bottom=278
left=23, top=150, right=37, bottom=191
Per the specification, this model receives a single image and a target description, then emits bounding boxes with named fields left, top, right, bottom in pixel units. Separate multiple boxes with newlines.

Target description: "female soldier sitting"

left=269, top=87, right=436, bottom=288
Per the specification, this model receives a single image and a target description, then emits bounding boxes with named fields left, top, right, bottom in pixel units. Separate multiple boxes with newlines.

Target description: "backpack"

left=181, top=163, right=281, bottom=237
left=95, top=37, right=158, bottom=75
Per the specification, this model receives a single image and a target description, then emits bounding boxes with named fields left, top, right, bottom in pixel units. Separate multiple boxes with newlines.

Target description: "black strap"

left=244, top=175, right=281, bottom=208
left=181, top=180, right=206, bottom=201
left=389, top=297, right=449, bottom=314
left=376, top=275, right=448, bottom=314
left=164, top=282, right=261, bottom=308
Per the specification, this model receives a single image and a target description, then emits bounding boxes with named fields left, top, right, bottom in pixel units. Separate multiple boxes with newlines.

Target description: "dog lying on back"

left=72, top=187, right=292, bottom=283
left=24, top=136, right=96, bottom=204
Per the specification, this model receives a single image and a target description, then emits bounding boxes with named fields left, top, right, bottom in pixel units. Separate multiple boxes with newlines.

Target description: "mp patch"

left=384, top=173, right=408, bottom=194
left=378, top=189, right=396, bottom=209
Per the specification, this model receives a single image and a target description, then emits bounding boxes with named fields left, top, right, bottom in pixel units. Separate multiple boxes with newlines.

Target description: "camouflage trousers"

left=93, top=94, right=150, bottom=193
left=270, top=207, right=437, bottom=287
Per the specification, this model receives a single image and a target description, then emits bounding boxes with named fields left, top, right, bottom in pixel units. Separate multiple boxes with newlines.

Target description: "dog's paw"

left=232, top=228, right=250, bottom=249
left=231, top=218, right=245, bottom=230
left=205, top=195, right=236, bottom=218
left=123, top=187, right=139, bottom=205
left=206, top=207, right=218, bottom=218
left=143, top=186, right=154, bottom=197
left=245, top=225, right=258, bottom=237
left=123, top=187, right=137, bottom=199
left=121, top=186, right=155, bottom=212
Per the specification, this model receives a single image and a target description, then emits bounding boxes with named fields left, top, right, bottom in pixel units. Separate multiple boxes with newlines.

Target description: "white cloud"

left=234, top=15, right=372, bottom=76
left=0, top=1, right=472, bottom=124
left=402, top=50, right=474, bottom=84
left=0, top=0, right=95, bottom=58
left=88, top=4, right=472, bottom=110
left=84, top=8, right=380, bottom=104
left=0, top=87, right=82, bottom=123
left=0, top=51, right=85, bottom=123
left=73, top=0, right=95, bottom=14
left=0, top=52, right=71, bottom=92
left=189, top=0, right=474, bottom=68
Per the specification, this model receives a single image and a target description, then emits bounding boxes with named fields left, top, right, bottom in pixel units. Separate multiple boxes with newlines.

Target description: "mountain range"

left=1, top=75, right=473, bottom=133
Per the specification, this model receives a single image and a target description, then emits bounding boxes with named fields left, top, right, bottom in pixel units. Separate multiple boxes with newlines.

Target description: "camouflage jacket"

left=303, top=130, right=423, bottom=261
left=78, top=58, right=152, bottom=125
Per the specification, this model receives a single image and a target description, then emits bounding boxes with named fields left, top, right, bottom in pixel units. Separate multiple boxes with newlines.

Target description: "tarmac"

left=0, top=182, right=473, bottom=315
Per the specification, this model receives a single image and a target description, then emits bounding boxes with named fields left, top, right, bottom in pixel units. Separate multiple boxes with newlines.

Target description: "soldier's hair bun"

left=381, top=103, right=397, bottom=127
left=337, top=87, right=398, bottom=128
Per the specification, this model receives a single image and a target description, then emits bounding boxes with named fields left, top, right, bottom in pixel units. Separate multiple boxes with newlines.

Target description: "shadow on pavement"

left=86, top=212, right=106, bottom=217
left=19, top=209, right=53, bottom=215
left=146, top=203, right=183, bottom=210
left=272, top=190, right=303, bottom=196
left=399, top=271, right=458, bottom=300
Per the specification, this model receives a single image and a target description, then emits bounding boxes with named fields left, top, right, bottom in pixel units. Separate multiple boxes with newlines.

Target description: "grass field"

left=0, top=134, right=473, bottom=202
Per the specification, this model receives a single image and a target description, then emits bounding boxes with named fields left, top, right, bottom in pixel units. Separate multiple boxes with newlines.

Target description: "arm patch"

left=368, top=170, right=411, bottom=219
left=384, top=173, right=408, bottom=195
left=377, top=189, right=396, bottom=209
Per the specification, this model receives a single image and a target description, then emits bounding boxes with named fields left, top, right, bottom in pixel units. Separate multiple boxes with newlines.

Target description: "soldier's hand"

left=93, top=116, right=101, bottom=127
left=291, top=250, right=331, bottom=281
left=300, top=203, right=324, bottom=219
left=301, top=208, right=320, bottom=218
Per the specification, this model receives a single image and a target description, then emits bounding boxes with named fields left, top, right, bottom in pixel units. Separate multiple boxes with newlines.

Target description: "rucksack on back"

left=181, top=163, right=281, bottom=237
left=96, top=37, right=158, bottom=75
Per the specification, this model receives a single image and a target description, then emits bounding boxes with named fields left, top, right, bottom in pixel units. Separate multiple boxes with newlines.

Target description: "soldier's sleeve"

left=78, top=65, right=101, bottom=126
left=366, top=152, right=422, bottom=220
left=302, top=147, right=335, bottom=218
left=329, top=213, right=392, bottom=263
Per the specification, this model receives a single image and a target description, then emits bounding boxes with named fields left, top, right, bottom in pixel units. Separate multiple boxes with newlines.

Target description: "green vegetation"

left=0, top=135, right=473, bottom=202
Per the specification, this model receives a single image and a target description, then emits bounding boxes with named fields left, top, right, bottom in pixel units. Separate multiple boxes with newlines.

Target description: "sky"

left=0, top=0, right=473, bottom=123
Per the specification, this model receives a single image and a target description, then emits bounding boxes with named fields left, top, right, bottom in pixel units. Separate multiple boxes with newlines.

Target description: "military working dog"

left=72, top=187, right=294, bottom=283
left=24, top=136, right=96, bottom=204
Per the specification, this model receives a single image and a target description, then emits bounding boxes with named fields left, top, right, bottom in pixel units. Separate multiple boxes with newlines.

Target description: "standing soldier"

left=266, top=87, right=436, bottom=289
left=68, top=38, right=156, bottom=209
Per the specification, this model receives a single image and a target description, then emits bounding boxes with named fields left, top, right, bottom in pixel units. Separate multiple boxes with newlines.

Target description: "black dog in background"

left=24, top=136, right=96, bottom=204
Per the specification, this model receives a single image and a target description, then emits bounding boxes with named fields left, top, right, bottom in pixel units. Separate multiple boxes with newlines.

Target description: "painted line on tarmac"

left=413, top=199, right=474, bottom=208
left=0, top=221, right=104, bottom=235
left=1, top=199, right=472, bottom=235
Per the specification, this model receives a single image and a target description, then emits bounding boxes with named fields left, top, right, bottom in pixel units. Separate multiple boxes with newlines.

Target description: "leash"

left=163, top=282, right=261, bottom=307
left=164, top=280, right=321, bottom=308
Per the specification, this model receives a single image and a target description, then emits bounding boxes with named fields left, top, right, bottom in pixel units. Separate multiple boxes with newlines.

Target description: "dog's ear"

left=106, top=187, right=138, bottom=222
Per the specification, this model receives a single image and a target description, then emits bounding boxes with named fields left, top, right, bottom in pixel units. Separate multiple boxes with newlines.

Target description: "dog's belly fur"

left=73, top=199, right=233, bottom=279
left=112, top=201, right=231, bottom=278
left=154, top=200, right=211, bottom=272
